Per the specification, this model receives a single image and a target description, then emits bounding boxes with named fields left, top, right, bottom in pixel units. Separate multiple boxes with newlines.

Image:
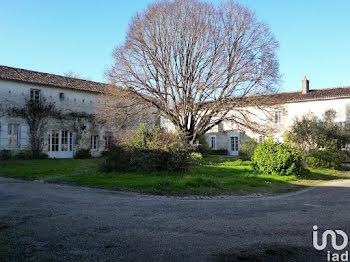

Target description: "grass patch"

left=0, top=157, right=349, bottom=195
left=0, top=159, right=100, bottom=180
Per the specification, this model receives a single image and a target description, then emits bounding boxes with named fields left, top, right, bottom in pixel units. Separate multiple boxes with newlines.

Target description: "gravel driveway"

left=1, top=177, right=350, bottom=261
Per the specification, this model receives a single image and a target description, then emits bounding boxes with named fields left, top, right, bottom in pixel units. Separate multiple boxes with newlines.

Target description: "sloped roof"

left=1, top=65, right=349, bottom=102
left=255, top=86, right=350, bottom=104
left=0, top=65, right=109, bottom=93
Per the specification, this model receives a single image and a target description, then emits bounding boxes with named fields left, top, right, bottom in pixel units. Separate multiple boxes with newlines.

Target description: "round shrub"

left=306, top=149, right=345, bottom=169
left=15, top=150, right=33, bottom=160
left=74, top=149, right=91, bottom=159
left=0, top=150, right=13, bottom=160
left=100, top=146, right=133, bottom=172
left=253, top=138, right=303, bottom=176
left=239, top=139, right=258, bottom=160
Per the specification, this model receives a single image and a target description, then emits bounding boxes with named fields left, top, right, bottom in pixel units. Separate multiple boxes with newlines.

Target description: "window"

left=61, top=131, right=69, bottom=151
left=91, top=135, right=99, bottom=151
left=230, top=136, right=239, bottom=151
left=104, top=134, right=114, bottom=149
left=209, top=136, right=216, bottom=149
left=59, top=92, right=65, bottom=100
left=274, top=111, right=282, bottom=124
left=51, top=131, right=59, bottom=151
left=8, top=124, right=19, bottom=146
left=48, top=131, right=72, bottom=152
left=30, top=89, right=41, bottom=103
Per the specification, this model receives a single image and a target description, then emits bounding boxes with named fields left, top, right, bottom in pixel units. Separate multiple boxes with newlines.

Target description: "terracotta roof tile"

left=258, top=86, right=350, bottom=104
left=0, top=65, right=108, bottom=93
left=1, top=65, right=349, bottom=102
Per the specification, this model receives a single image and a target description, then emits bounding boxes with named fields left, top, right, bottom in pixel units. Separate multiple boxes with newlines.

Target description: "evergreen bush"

left=253, top=137, right=303, bottom=176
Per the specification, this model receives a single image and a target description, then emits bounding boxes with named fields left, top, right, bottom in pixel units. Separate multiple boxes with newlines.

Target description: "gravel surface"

left=1, top=177, right=350, bottom=261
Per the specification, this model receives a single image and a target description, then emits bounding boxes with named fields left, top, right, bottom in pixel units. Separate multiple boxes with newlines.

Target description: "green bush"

left=0, top=150, right=12, bottom=160
left=190, top=152, right=203, bottom=161
left=100, top=124, right=191, bottom=173
left=209, top=149, right=228, bottom=155
left=253, top=138, right=303, bottom=176
left=197, top=136, right=212, bottom=155
left=100, top=146, right=133, bottom=172
left=131, top=148, right=190, bottom=173
left=306, top=149, right=345, bottom=169
left=15, top=150, right=33, bottom=160
left=100, top=147, right=190, bottom=173
left=239, top=139, right=258, bottom=160
left=39, top=153, right=49, bottom=159
left=75, top=149, right=91, bottom=159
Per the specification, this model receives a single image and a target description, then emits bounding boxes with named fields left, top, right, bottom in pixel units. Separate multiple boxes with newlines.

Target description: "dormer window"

left=274, top=111, right=282, bottom=124
left=30, top=89, right=41, bottom=103
left=59, top=92, right=65, bottom=100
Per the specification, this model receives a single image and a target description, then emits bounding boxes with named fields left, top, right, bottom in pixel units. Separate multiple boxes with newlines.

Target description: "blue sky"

left=1, top=0, right=349, bottom=92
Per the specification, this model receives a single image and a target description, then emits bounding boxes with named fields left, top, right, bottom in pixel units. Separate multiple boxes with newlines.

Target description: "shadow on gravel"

left=211, top=245, right=327, bottom=262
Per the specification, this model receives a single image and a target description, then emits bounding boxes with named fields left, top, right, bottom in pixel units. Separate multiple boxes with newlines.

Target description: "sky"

left=0, top=0, right=349, bottom=92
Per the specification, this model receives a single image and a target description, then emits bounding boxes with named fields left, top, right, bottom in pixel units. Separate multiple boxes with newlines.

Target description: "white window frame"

left=48, top=131, right=73, bottom=152
left=91, top=135, right=99, bottom=151
left=209, top=135, right=216, bottom=150
left=30, top=89, right=41, bottom=103
left=230, top=136, right=239, bottom=152
left=8, top=124, right=20, bottom=147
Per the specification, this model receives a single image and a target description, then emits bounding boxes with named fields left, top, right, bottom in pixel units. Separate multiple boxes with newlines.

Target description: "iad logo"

left=313, top=225, right=349, bottom=261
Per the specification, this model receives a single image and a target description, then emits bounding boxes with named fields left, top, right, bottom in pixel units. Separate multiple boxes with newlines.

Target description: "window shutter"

left=17, top=125, right=21, bottom=147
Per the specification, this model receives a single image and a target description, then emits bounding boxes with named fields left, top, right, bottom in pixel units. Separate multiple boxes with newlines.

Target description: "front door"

left=48, top=130, right=74, bottom=158
left=229, top=136, right=239, bottom=156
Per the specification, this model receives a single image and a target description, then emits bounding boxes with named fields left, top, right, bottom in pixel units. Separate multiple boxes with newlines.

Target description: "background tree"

left=288, top=109, right=350, bottom=151
left=63, top=71, right=81, bottom=78
left=108, top=0, right=280, bottom=146
left=95, top=85, right=156, bottom=134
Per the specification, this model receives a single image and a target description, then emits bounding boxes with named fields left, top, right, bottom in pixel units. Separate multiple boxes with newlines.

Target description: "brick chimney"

left=302, top=76, right=309, bottom=94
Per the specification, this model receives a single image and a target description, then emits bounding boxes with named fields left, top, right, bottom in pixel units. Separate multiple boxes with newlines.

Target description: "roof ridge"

left=0, top=65, right=109, bottom=93
left=0, top=65, right=108, bottom=86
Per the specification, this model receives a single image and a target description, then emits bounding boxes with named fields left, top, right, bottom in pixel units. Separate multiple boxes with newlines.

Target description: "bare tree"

left=63, top=71, right=81, bottom=78
left=95, top=85, right=157, bottom=134
left=108, top=0, right=280, bottom=146
left=9, top=99, right=56, bottom=158
left=63, top=71, right=92, bottom=81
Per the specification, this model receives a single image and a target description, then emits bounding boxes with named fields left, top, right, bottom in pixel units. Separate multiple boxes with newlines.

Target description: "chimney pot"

left=302, top=76, right=309, bottom=94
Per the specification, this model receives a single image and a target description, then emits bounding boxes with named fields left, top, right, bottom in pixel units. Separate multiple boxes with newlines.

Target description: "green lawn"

left=0, top=156, right=349, bottom=195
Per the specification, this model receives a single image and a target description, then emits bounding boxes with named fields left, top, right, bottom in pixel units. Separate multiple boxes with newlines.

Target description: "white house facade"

left=204, top=77, right=350, bottom=155
left=0, top=65, right=120, bottom=158
left=1, top=65, right=349, bottom=158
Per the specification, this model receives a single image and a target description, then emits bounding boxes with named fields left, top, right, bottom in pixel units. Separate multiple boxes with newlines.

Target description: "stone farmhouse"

left=0, top=65, right=119, bottom=158
left=1, top=65, right=350, bottom=158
